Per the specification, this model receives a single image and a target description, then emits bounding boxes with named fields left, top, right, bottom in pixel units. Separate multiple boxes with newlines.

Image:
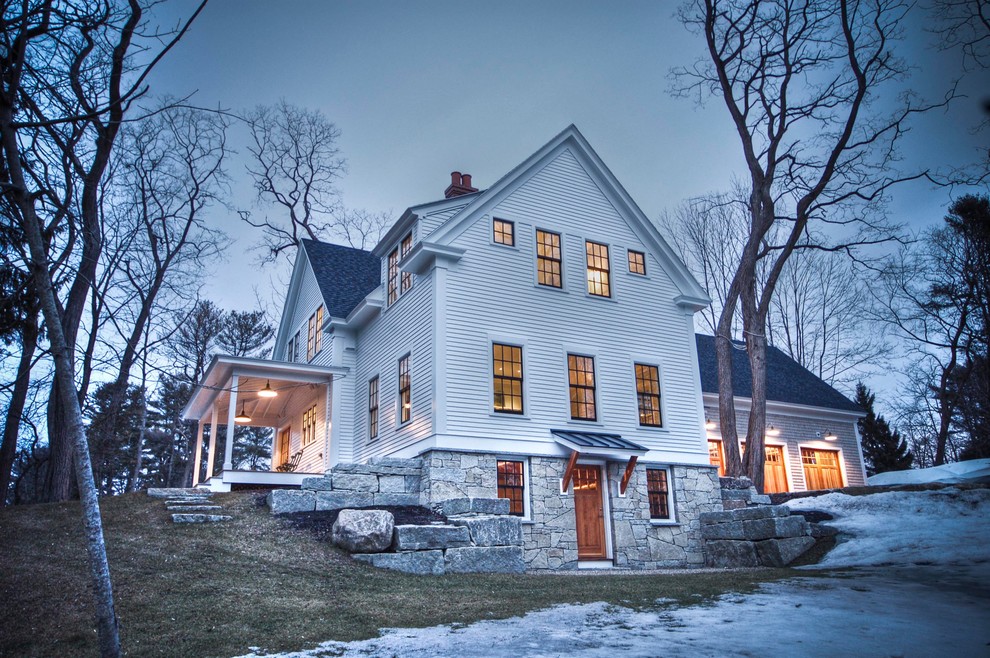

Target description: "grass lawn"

left=0, top=492, right=793, bottom=657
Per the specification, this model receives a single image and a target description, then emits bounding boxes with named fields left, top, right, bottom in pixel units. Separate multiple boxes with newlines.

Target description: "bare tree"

left=241, top=100, right=346, bottom=262
left=931, top=0, right=990, bottom=70
left=673, top=0, right=950, bottom=490
left=0, top=1, right=207, bottom=654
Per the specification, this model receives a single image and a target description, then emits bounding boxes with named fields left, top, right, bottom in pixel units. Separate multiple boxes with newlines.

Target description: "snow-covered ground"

left=239, top=487, right=990, bottom=658
left=867, top=458, right=990, bottom=486
left=784, top=486, right=990, bottom=567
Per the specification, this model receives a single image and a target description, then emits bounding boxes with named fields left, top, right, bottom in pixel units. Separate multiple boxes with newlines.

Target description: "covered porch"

left=181, top=355, right=346, bottom=492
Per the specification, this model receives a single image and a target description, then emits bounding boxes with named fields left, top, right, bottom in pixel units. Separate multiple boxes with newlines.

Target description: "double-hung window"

left=492, top=343, right=524, bottom=414
left=567, top=354, right=597, bottom=421
left=368, top=377, right=379, bottom=440
left=286, top=333, right=297, bottom=362
left=306, top=306, right=324, bottom=361
left=301, top=404, right=318, bottom=447
left=398, top=354, right=411, bottom=424
left=536, top=229, right=562, bottom=288
left=586, top=240, right=611, bottom=297
left=400, top=232, right=413, bottom=293
left=496, top=460, right=525, bottom=516
left=387, top=248, right=399, bottom=305
left=635, top=363, right=662, bottom=427
left=647, top=468, right=672, bottom=520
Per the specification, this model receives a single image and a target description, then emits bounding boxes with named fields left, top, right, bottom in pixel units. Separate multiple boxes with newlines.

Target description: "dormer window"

left=387, top=248, right=399, bottom=305
left=388, top=232, right=413, bottom=306
left=400, top=232, right=413, bottom=293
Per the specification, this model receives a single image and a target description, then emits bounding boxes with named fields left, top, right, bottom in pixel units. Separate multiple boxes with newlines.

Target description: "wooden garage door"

left=739, top=443, right=789, bottom=493
left=801, top=448, right=843, bottom=490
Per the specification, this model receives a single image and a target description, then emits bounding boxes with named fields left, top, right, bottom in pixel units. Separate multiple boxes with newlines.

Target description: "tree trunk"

left=3, top=107, right=122, bottom=658
left=0, top=311, right=39, bottom=505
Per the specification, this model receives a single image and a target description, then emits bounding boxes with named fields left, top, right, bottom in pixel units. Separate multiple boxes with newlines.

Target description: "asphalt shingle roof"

left=301, top=239, right=380, bottom=319
left=695, top=334, right=861, bottom=413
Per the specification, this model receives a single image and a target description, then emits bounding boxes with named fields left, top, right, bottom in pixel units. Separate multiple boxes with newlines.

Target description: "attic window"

left=586, top=241, right=611, bottom=297
left=536, top=229, right=562, bottom=288
left=628, top=250, right=646, bottom=275
left=494, top=219, right=514, bottom=246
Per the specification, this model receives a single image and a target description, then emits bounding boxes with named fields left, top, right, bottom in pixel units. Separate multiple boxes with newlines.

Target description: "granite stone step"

left=172, top=513, right=232, bottom=523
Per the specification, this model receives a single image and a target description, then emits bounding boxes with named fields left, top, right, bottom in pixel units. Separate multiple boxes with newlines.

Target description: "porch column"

left=191, top=420, right=205, bottom=487
left=224, top=374, right=238, bottom=471
left=205, top=403, right=219, bottom=480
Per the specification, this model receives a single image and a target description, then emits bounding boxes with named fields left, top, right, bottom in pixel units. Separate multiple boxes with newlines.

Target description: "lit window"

left=634, top=363, right=662, bottom=427
left=400, top=233, right=413, bottom=293
left=586, top=241, right=611, bottom=297
left=628, top=250, right=646, bottom=275
left=494, top=219, right=515, bottom=246
left=567, top=354, right=597, bottom=421
left=301, top=404, right=318, bottom=447
left=286, top=334, right=297, bottom=362
left=387, top=248, right=399, bottom=305
left=368, top=377, right=379, bottom=440
left=497, top=460, right=525, bottom=516
left=398, top=354, right=411, bottom=424
left=536, top=229, right=562, bottom=288
left=306, top=306, right=324, bottom=361
left=492, top=343, right=524, bottom=414
left=314, top=305, right=324, bottom=354
left=647, top=468, right=671, bottom=520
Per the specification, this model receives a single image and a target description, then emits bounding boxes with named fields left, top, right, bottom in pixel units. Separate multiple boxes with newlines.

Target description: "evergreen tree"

left=855, top=383, right=914, bottom=475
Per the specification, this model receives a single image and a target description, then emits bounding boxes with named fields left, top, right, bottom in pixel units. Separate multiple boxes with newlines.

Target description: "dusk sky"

left=150, top=0, right=990, bottom=312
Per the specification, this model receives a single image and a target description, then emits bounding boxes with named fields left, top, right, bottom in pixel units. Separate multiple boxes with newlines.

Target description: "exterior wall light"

left=824, top=429, right=838, bottom=441
left=766, top=425, right=780, bottom=437
left=705, top=418, right=717, bottom=430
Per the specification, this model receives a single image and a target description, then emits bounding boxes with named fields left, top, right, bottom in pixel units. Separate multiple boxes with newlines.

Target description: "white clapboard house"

left=182, top=126, right=865, bottom=569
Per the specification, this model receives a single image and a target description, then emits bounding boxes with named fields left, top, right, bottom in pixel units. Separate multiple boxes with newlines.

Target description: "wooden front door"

left=763, top=445, right=789, bottom=493
left=573, top=465, right=607, bottom=560
left=708, top=440, right=726, bottom=476
left=801, top=448, right=843, bottom=490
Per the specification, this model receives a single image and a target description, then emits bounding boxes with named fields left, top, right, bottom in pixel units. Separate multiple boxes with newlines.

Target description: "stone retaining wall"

left=267, top=457, right=423, bottom=513
left=353, top=497, right=526, bottom=575
left=700, top=506, right=815, bottom=567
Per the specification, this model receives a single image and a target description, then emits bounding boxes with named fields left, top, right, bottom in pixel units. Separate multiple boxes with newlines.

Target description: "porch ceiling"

left=181, top=354, right=345, bottom=422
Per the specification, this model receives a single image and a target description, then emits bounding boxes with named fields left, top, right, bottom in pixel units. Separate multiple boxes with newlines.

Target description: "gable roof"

left=694, top=334, right=861, bottom=413
left=301, top=239, right=380, bottom=318
left=425, top=125, right=711, bottom=310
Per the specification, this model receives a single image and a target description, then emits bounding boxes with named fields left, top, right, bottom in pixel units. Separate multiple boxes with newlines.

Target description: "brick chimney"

left=444, top=171, right=478, bottom=198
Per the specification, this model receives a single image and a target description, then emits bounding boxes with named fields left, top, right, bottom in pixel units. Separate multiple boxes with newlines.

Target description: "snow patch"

left=867, top=458, right=990, bottom=486
left=785, top=487, right=990, bottom=567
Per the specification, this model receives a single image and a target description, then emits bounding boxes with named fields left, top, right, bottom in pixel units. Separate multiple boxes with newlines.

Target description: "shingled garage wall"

left=420, top=450, right=722, bottom=570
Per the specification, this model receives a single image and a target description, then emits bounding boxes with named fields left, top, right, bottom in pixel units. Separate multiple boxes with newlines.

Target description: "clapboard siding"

left=420, top=203, right=468, bottom=238
left=350, top=268, right=435, bottom=462
left=274, top=385, right=328, bottom=473
left=704, top=402, right=866, bottom=489
left=442, top=148, right=709, bottom=462
left=280, top=259, right=328, bottom=365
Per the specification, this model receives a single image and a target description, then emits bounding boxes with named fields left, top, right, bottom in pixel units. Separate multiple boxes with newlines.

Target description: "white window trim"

left=395, top=352, right=413, bottom=428
left=488, top=334, right=530, bottom=419
left=533, top=226, right=568, bottom=293
left=496, top=456, right=532, bottom=522
left=628, top=356, right=669, bottom=431
left=367, top=373, right=381, bottom=442
left=796, top=442, right=848, bottom=491
left=626, top=247, right=649, bottom=277
left=491, top=216, right=519, bottom=250
left=645, top=465, right=677, bottom=525
left=562, top=346, right=603, bottom=425
left=584, top=238, right=617, bottom=302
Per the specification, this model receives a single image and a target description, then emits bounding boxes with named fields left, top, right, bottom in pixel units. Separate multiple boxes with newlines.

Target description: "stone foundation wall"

left=420, top=450, right=723, bottom=570
left=267, top=457, right=422, bottom=513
